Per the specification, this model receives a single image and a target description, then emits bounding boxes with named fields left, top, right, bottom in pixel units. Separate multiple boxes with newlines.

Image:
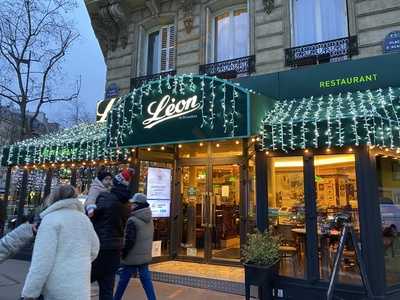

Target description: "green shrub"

left=242, top=230, right=280, bottom=266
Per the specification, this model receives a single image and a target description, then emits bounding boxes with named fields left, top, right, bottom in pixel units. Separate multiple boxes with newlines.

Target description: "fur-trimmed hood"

left=40, top=198, right=84, bottom=218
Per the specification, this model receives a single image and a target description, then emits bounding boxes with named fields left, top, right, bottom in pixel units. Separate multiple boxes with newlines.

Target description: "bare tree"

left=0, top=0, right=80, bottom=140
left=63, top=96, right=94, bottom=127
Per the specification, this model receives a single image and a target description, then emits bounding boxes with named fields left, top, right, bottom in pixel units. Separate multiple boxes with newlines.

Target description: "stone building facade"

left=85, top=0, right=400, bottom=98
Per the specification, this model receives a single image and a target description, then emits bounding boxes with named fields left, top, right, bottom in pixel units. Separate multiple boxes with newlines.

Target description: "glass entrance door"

left=178, top=163, right=242, bottom=262
left=179, top=165, right=208, bottom=259
left=210, top=164, right=241, bottom=262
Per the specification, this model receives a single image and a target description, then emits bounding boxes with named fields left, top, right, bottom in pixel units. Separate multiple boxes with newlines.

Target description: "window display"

left=376, top=156, right=400, bottom=286
left=315, top=154, right=361, bottom=285
left=267, top=156, right=305, bottom=278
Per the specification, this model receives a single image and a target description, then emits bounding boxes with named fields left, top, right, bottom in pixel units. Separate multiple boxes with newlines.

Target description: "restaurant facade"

left=1, top=52, right=400, bottom=299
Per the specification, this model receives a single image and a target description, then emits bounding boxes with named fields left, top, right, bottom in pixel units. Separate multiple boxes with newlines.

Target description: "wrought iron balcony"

left=285, top=36, right=359, bottom=67
left=199, top=55, right=256, bottom=79
left=130, top=70, right=177, bottom=90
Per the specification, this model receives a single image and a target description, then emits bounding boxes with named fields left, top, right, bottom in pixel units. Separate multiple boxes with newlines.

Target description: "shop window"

left=213, top=7, right=249, bottom=62
left=267, top=156, right=305, bottom=278
left=146, top=25, right=175, bottom=75
left=376, top=156, right=400, bottom=286
left=211, top=140, right=242, bottom=157
left=314, top=154, right=361, bottom=284
left=291, top=0, right=348, bottom=46
left=179, top=142, right=208, bottom=158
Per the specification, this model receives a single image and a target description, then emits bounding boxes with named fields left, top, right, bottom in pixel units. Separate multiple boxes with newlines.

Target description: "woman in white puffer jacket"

left=21, top=184, right=100, bottom=300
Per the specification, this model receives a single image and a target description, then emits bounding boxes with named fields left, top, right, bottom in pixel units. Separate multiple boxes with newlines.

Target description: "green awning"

left=107, top=74, right=272, bottom=148
left=261, top=87, right=400, bottom=151
left=0, top=122, right=119, bottom=166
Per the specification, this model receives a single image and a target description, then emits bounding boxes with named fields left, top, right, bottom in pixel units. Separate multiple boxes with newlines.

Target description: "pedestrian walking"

left=21, top=184, right=100, bottom=300
left=91, top=169, right=133, bottom=300
left=85, top=169, right=113, bottom=217
left=114, top=193, right=156, bottom=300
left=0, top=222, right=36, bottom=263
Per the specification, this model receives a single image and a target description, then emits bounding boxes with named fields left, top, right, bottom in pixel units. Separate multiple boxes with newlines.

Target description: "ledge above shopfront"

left=106, top=74, right=274, bottom=148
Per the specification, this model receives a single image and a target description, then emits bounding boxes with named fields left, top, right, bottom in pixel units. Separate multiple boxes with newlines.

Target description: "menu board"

left=147, top=167, right=171, bottom=217
left=148, top=200, right=170, bottom=218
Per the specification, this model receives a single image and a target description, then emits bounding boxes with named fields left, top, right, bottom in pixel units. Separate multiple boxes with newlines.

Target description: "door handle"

left=209, top=192, right=215, bottom=228
left=201, top=193, right=207, bottom=227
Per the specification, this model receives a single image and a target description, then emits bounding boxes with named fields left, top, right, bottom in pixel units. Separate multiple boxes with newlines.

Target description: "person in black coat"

left=91, top=169, right=134, bottom=300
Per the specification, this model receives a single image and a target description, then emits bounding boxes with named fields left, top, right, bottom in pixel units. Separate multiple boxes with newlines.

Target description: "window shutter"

left=160, top=25, right=175, bottom=72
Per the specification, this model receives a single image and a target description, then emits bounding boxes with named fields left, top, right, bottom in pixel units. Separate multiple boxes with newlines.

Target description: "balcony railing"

left=199, top=55, right=256, bottom=79
left=285, top=36, right=359, bottom=67
left=130, top=70, right=177, bottom=90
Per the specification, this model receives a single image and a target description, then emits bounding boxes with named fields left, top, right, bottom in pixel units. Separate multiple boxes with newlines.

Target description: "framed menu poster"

left=147, top=167, right=172, bottom=217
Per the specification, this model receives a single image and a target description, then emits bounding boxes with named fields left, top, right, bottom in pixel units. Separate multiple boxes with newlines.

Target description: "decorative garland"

left=107, top=74, right=251, bottom=148
left=261, top=87, right=400, bottom=151
left=1, top=122, right=107, bottom=166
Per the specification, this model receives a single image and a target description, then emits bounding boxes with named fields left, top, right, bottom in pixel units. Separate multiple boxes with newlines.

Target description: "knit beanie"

left=97, top=170, right=112, bottom=182
left=114, top=168, right=135, bottom=186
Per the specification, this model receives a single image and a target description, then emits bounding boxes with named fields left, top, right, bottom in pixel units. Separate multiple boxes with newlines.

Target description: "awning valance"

left=0, top=122, right=118, bottom=166
left=261, top=87, right=400, bottom=151
left=107, top=74, right=272, bottom=148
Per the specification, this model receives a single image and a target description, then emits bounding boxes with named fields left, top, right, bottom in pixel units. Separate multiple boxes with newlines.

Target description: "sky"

left=44, top=0, right=106, bottom=124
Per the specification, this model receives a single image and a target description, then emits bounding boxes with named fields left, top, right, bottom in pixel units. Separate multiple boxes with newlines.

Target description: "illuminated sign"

left=106, top=75, right=258, bottom=147
left=96, top=98, right=116, bottom=122
left=41, top=147, right=78, bottom=159
left=142, top=95, right=201, bottom=129
left=319, top=74, right=378, bottom=89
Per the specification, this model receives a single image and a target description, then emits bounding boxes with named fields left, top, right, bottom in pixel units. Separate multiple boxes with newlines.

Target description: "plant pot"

left=244, top=261, right=279, bottom=299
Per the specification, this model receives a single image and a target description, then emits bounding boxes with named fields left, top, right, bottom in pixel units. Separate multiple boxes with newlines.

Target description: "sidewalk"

left=0, top=260, right=243, bottom=300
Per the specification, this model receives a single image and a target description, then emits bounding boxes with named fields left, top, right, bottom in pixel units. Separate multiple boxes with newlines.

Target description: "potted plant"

left=242, top=230, right=280, bottom=298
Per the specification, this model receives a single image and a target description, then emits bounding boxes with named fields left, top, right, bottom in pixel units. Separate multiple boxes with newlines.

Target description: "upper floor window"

left=214, top=7, right=249, bottom=62
left=291, top=0, right=348, bottom=46
left=146, top=25, right=175, bottom=75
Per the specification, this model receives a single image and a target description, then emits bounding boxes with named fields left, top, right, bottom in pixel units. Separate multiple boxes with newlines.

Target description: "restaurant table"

left=291, top=228, right=341, bottom=277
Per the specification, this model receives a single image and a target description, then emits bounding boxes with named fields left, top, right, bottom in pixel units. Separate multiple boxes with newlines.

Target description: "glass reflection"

left=267, top=156, right=305, bottom=278
left=315, top=154, right=361, bottom=284
left=377, top=156, right=400, bottom=285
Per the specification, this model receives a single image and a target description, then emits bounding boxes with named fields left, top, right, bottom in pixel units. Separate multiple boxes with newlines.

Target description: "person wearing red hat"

left=90, top=168, right=134, bottom=300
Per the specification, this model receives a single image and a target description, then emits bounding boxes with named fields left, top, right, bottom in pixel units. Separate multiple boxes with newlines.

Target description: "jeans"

left=114, top=264, right=156, bottom=300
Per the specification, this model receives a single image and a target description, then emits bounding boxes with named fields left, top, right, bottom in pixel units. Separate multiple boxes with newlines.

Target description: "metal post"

left=0, top=166, right=12, bottom=235
left=17, top=169, right=29, bottom=224
left=70, top=168, right=77, bottom=187
left=43, top=168, right=53, bottom=200
left=255, top=147, right=267, bottom=232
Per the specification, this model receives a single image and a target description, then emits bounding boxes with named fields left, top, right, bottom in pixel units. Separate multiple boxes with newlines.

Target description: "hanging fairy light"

left=261, top=86, right=400, bottom=152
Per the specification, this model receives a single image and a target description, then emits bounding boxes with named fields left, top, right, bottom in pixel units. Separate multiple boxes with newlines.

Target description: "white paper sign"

left=152, top=240, right=162, bottom=257
left=147, top=167, right=171, bottom=200
left=187, top=247, right=197, bottom=257
left=148, top=200, right=170, bottom=218
left=222, top=185, right=230, bottom=197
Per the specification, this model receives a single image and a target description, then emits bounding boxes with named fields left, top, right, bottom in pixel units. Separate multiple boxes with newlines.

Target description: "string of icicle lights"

left=106, top=74, right=251, bottom=148
left=260, top=87, right=400, bottom=152
left=0, top=122, right=124, bottom=166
